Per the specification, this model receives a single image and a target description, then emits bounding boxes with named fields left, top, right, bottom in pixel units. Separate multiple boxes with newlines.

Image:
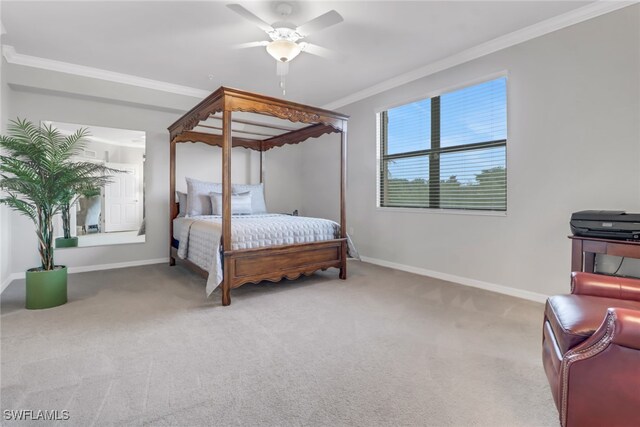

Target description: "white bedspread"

left=173, top=216, right=191, bottom=240
left=176, top=214, right=359, bottom=296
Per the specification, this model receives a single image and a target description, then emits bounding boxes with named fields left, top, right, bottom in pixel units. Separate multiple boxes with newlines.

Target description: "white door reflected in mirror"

left=104, top=163, right=143, bottom=233
left=44, top=121, right=146, bottom=248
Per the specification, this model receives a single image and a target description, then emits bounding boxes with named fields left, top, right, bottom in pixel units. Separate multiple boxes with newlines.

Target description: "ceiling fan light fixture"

left=266, top=39, right=301, bottom=63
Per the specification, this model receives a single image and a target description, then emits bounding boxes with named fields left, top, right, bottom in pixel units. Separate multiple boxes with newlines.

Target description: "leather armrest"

left=611, top=308, right=640, bottom=350
left=571, top=272, right=640, bottom=302
left=566, top=307, right=640, bottom=354
left=560, top=307, right=640, bottom=427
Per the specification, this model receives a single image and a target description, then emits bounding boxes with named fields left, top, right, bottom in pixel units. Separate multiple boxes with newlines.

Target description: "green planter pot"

left=25, top=266, right=68, bottom=309
left=55, top=237, right=78, bottom=248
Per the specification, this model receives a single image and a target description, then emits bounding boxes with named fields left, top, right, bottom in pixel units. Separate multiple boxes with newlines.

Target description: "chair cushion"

left=545, top=294, right=640, bottom=355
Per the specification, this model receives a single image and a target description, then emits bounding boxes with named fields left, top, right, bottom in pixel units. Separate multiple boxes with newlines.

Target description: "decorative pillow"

left=185, top=178, right=222, bottom=217
left=177, top=191, right=187, bottom=217
left=210, top=191, right=253, bottom=215
left=232, top=183, right=267, bottom=214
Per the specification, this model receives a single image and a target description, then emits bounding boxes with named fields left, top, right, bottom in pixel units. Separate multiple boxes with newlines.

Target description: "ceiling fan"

left=227, top=2, right=344, bottom=95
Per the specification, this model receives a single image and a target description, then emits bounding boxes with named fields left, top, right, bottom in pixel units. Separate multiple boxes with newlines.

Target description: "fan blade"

left=233, top=41, right=270, bottom=49
left=300, top=42, right=341, bottom=60
left=227, top=4, right=274, bottom=33
left=296, top=10, right=343, bottom=36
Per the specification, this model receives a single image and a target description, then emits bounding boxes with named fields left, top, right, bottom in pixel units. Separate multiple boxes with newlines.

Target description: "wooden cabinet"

left=569, top=236, right=640, bottom=272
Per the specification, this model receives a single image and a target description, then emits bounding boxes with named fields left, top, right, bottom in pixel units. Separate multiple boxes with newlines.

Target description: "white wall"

left=174, top=139, right=302, bottom=214
left=2, top=6, right=638, bottom=298
left=262, top=143, right=304, bottom=215
left=300, top=134, right=342, bottom=221
left=6, top=87, right=177, bottom=273
left=175, top=143, right=260, bottom=191
left=83, top=140, right=145, bottom=164
left=301, top=6, right=640, bottom=297
left=0, top=56, right=11, bottom=288
left=4, top=84, right=300, bottom=276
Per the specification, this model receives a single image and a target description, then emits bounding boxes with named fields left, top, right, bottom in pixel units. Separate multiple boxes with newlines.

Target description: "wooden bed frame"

left=168, top=87, right=349, bottom=306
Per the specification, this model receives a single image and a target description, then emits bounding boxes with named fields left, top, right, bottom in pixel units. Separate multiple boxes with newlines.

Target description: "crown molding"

left=2, top=45, right=211, bottom=99
left=323, top=1, right=637, bottom=110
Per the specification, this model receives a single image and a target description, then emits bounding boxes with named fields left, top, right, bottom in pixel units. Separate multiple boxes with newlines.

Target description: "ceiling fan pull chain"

left=277, top=61, right=289, bottom=95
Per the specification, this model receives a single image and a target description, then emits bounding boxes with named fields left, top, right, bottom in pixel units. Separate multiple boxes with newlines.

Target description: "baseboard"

left=66, top=258, right=169, bottom=274
left=0, top=258, right=169, bottom=294
left=359, top=256, right=549, bottom=303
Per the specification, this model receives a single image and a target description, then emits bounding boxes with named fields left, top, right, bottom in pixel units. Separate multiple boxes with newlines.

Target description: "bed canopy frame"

left=168, top=87, right=349, bottom=306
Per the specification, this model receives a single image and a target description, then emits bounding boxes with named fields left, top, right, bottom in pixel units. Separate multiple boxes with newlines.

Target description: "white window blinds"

left=379, top=77, right=507, bottom=211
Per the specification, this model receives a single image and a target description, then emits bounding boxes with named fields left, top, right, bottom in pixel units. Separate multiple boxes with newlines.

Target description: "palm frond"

left=0, top=193, right=37, bottom=222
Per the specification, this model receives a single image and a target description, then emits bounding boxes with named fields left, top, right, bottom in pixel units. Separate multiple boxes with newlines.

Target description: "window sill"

left=375, top=206, right=507, bottom=217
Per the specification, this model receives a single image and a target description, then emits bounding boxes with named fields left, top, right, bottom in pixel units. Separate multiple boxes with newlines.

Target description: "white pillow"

left=177, top=191, right=187, bottom=217
left=232, top=183, right=267, bottom=214
left=210, top=191, right=253, bottom=215
left=185, top=178, right=221, bottom=217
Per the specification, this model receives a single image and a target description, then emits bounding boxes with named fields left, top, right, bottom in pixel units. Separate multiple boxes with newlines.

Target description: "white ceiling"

left=2, top=1, right=594, bottom=106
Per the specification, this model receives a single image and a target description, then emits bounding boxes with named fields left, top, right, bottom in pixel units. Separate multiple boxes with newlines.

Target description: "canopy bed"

left=168, top=87, right=349, bottom=306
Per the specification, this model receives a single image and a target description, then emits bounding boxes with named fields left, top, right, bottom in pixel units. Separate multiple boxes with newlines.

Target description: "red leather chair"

left=542, top=272, right=640, bottom=427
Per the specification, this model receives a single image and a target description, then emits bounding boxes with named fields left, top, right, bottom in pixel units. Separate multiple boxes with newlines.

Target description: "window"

left=378, top=77, right=507, bottom=211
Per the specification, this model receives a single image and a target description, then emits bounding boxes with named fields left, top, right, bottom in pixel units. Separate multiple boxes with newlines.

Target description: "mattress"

left=173, top=214, right=339, bottom=246
left=174, top=214, right=358, bottom=296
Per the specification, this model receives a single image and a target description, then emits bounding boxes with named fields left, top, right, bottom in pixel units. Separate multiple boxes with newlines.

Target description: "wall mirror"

left=45, top=121, right=146, bottom=248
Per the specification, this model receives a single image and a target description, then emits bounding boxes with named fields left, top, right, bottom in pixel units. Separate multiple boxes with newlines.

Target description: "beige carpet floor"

left=1, top=261, right=558, bottom=426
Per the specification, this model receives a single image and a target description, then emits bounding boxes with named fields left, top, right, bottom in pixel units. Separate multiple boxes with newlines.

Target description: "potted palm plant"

left=0, top=119, right=114, bottom=309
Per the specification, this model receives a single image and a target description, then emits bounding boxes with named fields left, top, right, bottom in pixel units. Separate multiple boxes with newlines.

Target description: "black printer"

left=570, top=210, right=640, bottom=241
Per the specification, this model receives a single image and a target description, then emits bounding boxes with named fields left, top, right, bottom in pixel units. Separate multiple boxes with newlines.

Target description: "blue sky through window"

left=385, top=77, right=506, bottom=184
left=386, top=98, right=430, bottom=155
left=441, top=78, right=507, bottom=147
